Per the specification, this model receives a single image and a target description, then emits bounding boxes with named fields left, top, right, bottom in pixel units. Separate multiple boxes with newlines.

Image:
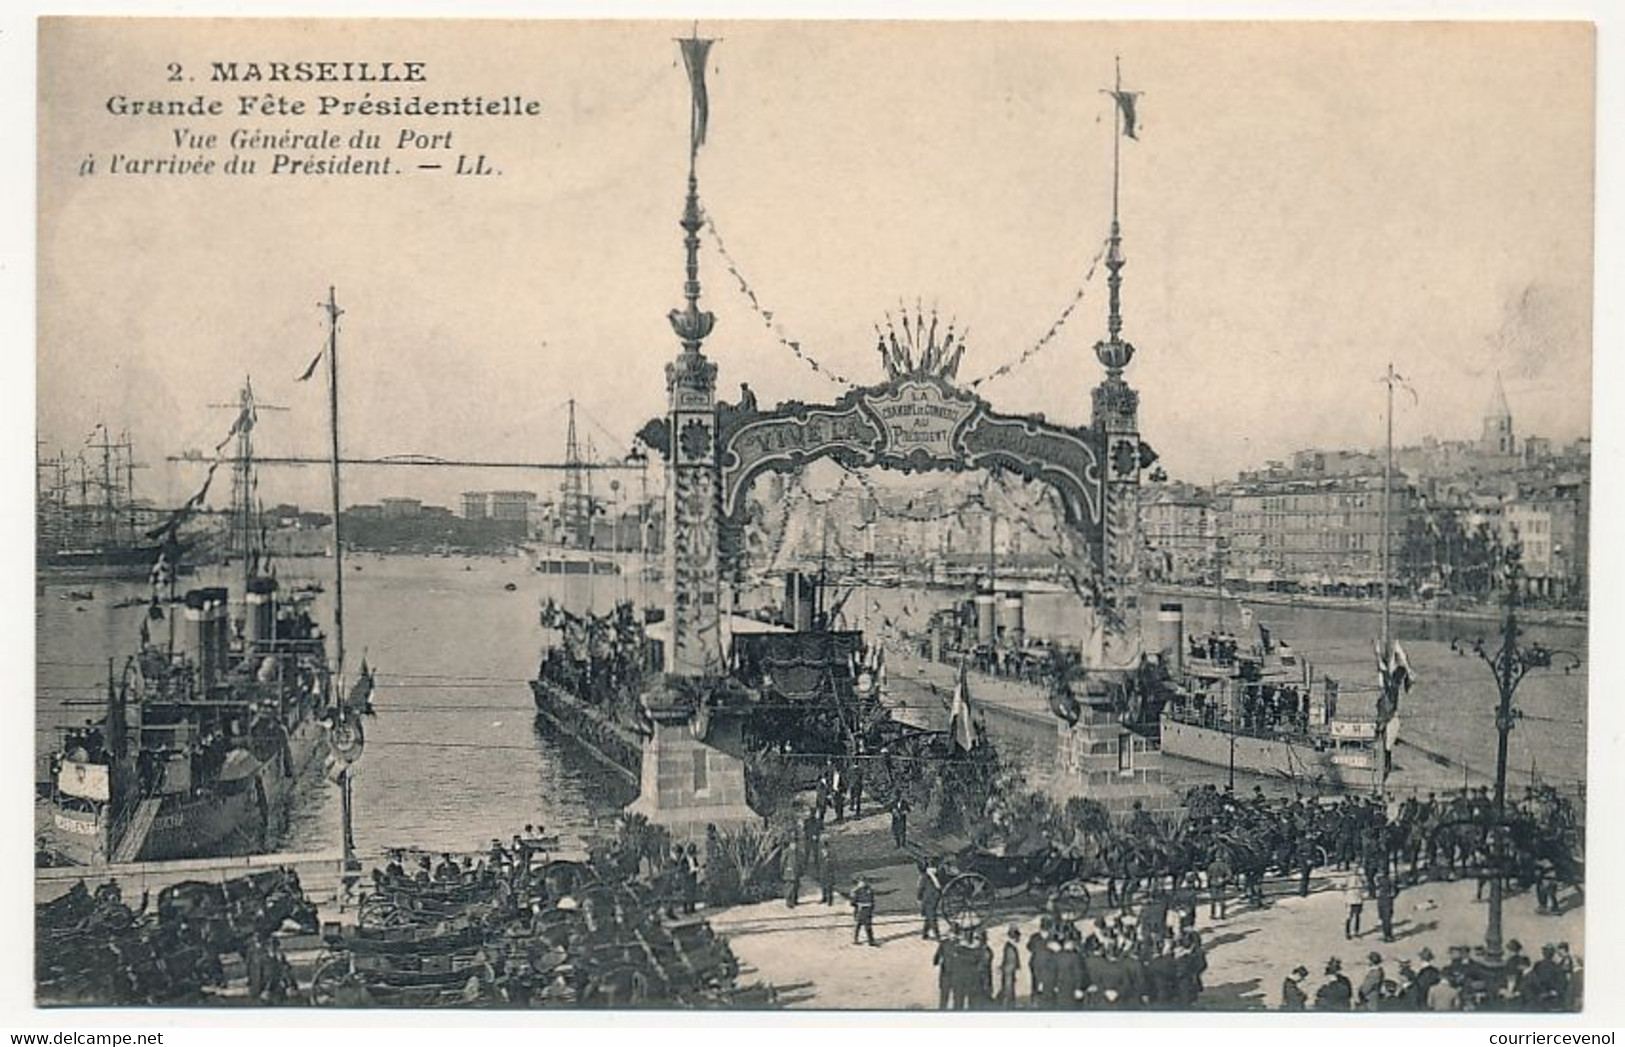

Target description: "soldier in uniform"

left=1375, top=872, right=1397, bottom=942
left=891, top=796, right=910, bottom=849
left=850, top=875, right=877, bottom=947
left=818, top=839, right=835, bottom=906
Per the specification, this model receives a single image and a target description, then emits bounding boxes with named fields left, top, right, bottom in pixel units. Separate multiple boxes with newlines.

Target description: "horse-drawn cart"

left=935, top=847, right=1094, bottom=931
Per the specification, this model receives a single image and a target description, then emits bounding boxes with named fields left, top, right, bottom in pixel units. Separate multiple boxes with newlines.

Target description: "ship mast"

left=322, top=289, right=348, bottom=701
left=1377, top=361, right=1397, bottom=800
left=320, top=287, right=355, bottom=869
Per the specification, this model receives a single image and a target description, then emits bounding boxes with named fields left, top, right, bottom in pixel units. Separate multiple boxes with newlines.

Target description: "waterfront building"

left=1140, top=482, right=1217, bottom=584
left=489, top=490, right=538, bottom=524
left=461, top=491, right=488, bottom=520
left=380, top=497, right=422, bottom=519
left=1220, top=469, right=1412, bottom=593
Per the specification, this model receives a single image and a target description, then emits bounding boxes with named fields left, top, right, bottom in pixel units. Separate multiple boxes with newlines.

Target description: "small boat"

left=504, top=582, right=518, bottom=592
left=60, top=590, right=95, bottom=602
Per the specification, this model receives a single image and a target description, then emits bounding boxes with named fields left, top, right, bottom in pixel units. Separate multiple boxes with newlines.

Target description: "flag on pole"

left=1111, top=89, right=1141, bottom=139
left=678, top=35, right=715, bottom=154
left=948, top=656, right=975, bottom=752
left=1391, top=640, right=1415, bottom=693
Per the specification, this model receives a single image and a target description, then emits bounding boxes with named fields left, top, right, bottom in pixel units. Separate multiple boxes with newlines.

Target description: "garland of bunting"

left=706, top=208, right=1112, bottom=394
left=703, top=212, right=856, bottom=389
left=964, top=236, right=1110, bottom=390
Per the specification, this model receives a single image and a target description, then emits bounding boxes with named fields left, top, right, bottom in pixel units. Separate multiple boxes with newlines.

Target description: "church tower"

left=1480, top=372, right=1515, bottom=458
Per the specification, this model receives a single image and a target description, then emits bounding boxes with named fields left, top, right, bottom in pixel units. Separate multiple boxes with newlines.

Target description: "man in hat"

left=1503, top=939, right=1530, bottom=998
left=850, top=874, right=877, bottom=946
left=917, top=858, right=944, bottom=940
left=1342, top=871, right=1366, bottom=939
left=1314, top=957, right=1352, bottom=1011
left=891, top=795, right=910, bottom=849
left=1280, top=966, right=1310, bottom=1011
left=818, top=838, right=836, bottom=906
left=1409, top=947, right=1441, bottom=1009
left=1357, top=951, right=1386, bottom=1011
left=1521, top=944, right=1567, bottom=1010
left=1375, top=872, right=1397, bottom=942
left=1028, top=918, right=1055, bottom=1005
left=784, top=835, right=803, bottom=908
left=997, top=926, right=1022, bottom=1008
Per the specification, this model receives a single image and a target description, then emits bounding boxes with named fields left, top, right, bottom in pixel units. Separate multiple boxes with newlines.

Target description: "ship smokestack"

left=1157, top=602, right=1184, bottom=678
left=784, top=571, right=817, bottom=632
left=185, top=587, right=230, bottom=690
left=999, top=593, right=1025, bottom=648
left=974, top=593, right=997, bottom=647
left=246, top=576, right=277, bottom=649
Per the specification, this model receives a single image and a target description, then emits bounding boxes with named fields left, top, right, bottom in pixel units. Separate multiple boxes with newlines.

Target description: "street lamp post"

left=1466, top=545, right=1578, bottom=958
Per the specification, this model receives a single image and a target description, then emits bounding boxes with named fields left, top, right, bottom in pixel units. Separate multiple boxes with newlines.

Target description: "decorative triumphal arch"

left=626, top=34, right=1156, bottom=834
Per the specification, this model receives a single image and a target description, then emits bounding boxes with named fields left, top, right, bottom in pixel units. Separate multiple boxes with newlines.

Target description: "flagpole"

left=1112, top=55, right=1121, bottom=231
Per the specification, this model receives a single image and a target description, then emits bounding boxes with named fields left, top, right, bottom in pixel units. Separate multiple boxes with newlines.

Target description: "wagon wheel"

left=938, top=872, right=991, bottom=932
left=357, top=894, right=395, bottom=929
left=308, top=954, right=350, bottom=1006
left=539, top=860, right=597, bottom=900
left=1052, top=878, right=1092, bottom=924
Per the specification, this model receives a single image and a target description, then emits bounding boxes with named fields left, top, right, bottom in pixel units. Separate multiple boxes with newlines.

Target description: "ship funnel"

left=184, top=587, right=230, bottom=690
left=784, top=571, right=817, bottom=633
left=974, top=593, right=997, bottom=646
left=1157, top=602, right=1184, bottom=678
left=999, top=593, right=1025, bottom=648
left=246, top=576, right=278, bottom=649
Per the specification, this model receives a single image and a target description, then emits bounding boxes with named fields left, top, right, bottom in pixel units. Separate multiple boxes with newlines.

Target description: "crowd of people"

left=922, top=903, right=1209, bottom=1009
left=1283, top=940, right=1583, bottom=1012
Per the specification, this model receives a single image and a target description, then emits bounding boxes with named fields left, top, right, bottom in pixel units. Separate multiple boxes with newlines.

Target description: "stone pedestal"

left=1055, top=699, right=1176, bottom=817
left=625, top=716, right=758, bottom=840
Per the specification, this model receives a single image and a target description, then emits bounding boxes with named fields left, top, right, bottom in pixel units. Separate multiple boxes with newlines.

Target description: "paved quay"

left=708, top=813, right=1584, bottom=1010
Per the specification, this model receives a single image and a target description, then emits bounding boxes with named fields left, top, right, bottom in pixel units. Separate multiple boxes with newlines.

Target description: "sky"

left=36, top=19, right=1594, bottom=510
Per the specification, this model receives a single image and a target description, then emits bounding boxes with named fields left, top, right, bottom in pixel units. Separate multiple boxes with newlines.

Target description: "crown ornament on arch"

left=875, top=303, right=967, bottom=383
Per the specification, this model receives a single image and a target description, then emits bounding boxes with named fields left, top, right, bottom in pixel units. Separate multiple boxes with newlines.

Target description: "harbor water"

left=37, top=554, right=640, bottom=859
left=38, top=558, right=1589, bottom=864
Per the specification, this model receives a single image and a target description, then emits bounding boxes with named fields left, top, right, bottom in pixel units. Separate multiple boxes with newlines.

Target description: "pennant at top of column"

left=678, top=35, right=715, bottom=154
left=1111, top=89, right=1141, bottom=140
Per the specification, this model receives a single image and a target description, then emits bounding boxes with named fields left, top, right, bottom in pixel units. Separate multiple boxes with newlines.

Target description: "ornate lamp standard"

left=1463, top=543, right=1581, bottom=957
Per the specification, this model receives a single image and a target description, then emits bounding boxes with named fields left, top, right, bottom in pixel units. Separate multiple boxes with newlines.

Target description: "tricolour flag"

left=678, top=35, right=715, bottom=155
left=948, top=656, right=975, bottom=752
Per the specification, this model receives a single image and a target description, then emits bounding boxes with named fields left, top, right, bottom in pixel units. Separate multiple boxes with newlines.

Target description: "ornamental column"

left=663, top=171, right=723, bottom=678
left=626, top=34, right=757, bottom=839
